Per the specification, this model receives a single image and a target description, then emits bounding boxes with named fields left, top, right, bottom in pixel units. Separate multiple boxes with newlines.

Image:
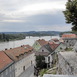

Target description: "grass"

left=39, top=66, right=57, bottom=77
left=39, top=69, right=47, bottom=77
left=46, top=67, right=57, bottom=74
left=65, top=47, right=73, bottom=51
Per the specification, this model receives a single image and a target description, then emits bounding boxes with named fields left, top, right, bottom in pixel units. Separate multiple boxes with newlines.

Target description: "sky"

left=0, top=0, right=71, bottom=32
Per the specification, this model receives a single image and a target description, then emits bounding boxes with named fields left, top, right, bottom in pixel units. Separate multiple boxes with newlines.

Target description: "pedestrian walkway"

left=19, top=65, right=34, bottom=77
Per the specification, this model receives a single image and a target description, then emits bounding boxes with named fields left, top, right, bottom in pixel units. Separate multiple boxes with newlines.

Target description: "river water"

left=0, top=36, right=60, bottom=51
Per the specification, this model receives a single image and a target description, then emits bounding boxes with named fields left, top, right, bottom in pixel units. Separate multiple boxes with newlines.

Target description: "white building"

left=4, top=45, right=35, bottom=77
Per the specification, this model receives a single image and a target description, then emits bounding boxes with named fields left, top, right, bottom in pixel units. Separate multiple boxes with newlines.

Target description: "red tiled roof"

left=51, top=38, right=59, bottom=42
left=48, top=42, right=59, bottom=50
left=4, top=45, right=34, bottom=61
left=37, top=39, right=48, bottom=46
left=62, top=34, right=77, bottom=38
left=0, top=51, right=13, bottom=70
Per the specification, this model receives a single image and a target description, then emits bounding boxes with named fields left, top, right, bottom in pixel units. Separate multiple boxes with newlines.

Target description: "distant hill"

left=0, top=31, right=61, bottom=36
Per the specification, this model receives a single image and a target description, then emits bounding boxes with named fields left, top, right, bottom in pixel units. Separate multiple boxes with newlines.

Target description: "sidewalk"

left=19, top=65, right=35, bottom=77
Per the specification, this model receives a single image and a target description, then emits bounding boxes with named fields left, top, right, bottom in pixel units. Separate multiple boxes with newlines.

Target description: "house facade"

left=57, top=51, right=77, bottom=75
left=63, top=38, right=77, bottom=48
left=54, top=43, right=66, bottom=53
left=35, top=52, right=52, bottom=68
left=35, top=42, right=59, bottom=68
left=4, top=45, right=35, bottom=77
left=33, top=39, right=48, bottom=51
left=61, top=34, right=77, bottom=48
left=0, top=51, right=15, bottom=77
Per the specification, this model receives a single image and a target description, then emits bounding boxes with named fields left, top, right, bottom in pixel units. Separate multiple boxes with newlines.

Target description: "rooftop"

left=37, top=39, right=48, bottom=46
left=62, top=34, right=77, bottom=39
left=4, top=45, right=34, bottom=61
left=48, top=42, right=59, bottom=50
left=51, top=38, right=59, bottom=42
left=0, top=51, right=13, bottom=71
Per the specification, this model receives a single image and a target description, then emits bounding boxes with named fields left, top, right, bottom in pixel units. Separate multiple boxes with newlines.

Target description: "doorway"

left=23, top=66, right=25, bottom=71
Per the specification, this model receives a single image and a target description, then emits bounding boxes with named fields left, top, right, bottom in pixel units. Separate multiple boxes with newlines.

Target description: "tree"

left=63, top=0, right=77, bottom=31
left=36, top=55, right=46, bottom=69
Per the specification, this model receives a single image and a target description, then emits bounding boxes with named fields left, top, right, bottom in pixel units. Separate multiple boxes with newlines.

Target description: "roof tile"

left=0, top=51, right=13, bottom=70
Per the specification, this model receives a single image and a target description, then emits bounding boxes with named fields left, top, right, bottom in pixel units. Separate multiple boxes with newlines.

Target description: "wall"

left=45, top=54, right=52, bottom=68
left=38, top=46, right=49, bottom=53
left=57, top=53, right=77, bottom=75
left=33, top=41, right=41, bottom=51
left=64, top=39, right=77, bottom=48
left=15, top=52, right=35, bottom=77
left=54, top=43, right=66, bottom=53
left=0, top=64, right=15, bottom=77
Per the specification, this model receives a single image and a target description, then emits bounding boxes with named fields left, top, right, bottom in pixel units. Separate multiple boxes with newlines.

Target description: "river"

left=0, top=36, right=60, bottom=51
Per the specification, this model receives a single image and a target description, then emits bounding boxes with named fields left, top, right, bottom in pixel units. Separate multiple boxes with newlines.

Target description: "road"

left=19, top=65, right=35, bottom=77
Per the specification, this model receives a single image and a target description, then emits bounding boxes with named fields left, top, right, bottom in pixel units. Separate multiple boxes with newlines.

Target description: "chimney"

left=21, top=45, right=23, bottom=47
left=5, top=48, right=7, bottom=50
left=10, top=48, right=12, bottom=49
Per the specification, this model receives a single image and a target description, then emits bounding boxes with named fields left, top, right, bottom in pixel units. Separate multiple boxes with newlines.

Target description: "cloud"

left=1, top=20, right=26, bottom=23
left=0, top=12, right=71, bottom=32
left=14, top=1, right=66, bottom=17
left=35, top=25, right=71, bottom=31
left=0, top=0, right=67, bottom=19
left=0, top=0, right=71, bottom=32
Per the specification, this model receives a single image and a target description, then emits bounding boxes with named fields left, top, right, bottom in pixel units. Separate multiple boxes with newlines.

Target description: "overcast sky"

left=0, top=0, right=71, bottom=32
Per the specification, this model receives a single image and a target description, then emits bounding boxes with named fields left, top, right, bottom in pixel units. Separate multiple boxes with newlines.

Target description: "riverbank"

left=0, top=36, right=52, bottom=51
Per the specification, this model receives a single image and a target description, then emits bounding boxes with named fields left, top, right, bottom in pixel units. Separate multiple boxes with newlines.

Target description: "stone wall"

left=57, top=52, right=77, bottom=75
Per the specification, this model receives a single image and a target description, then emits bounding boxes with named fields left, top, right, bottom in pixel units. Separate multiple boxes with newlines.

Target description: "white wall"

left=15, top=52, right=35, bottom=77
left=54, top=43, right=66, bottom=53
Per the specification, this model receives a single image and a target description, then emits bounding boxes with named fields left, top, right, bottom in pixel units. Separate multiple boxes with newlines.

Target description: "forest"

left=0, top=33, right=25, bottom=42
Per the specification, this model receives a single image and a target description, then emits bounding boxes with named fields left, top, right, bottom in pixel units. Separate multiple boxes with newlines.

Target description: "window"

left=36, top=43, right=37, bottom=45
left=48, top=56, right=50, bottom=63
left=67, top=40, right=68, bottom=43
left=60, top=47, right=62, bottom=50
left=75, top=49, right=77, bottom=53
left=42, top=50, right=44, bottom=52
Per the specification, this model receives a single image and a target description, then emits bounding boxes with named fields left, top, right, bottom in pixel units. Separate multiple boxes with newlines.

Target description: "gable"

left=33, top=41, right=41, bottom=51
left=38, top=46, right=50, bottom=53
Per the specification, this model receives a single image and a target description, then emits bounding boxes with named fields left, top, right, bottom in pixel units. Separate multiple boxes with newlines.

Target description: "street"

left=19, top=65, right=35, bottom=77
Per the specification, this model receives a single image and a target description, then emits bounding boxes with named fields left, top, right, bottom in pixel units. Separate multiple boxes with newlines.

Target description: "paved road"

left=19, top=65, right=35, bottom=77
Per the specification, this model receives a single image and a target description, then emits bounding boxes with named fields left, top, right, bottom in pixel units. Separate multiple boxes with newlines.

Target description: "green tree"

left=36, top=55, right=46, bottom=69
left=63, top=0, right=77, bottom=31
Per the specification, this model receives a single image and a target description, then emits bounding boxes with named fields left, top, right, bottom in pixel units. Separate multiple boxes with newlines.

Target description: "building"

left=49, top=42, right=66, bottom=64
left=57, top=51, right=77, bottom=75
left=49, top=38, right=60, bottom=44
left=54, top=43, right=66, bottom=53
left=35, top=51, right=52, bottom=68
left=43, top=74, right=77, bottom=77
left=33, top=39, right=48, bottom=51
left=61, top=33, right=77, bottom=48
left=4, top=45, right=35, bottom=77
left=0, top=51, right=15, bottom=77
left=35, top=42, right=59, bottom=68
